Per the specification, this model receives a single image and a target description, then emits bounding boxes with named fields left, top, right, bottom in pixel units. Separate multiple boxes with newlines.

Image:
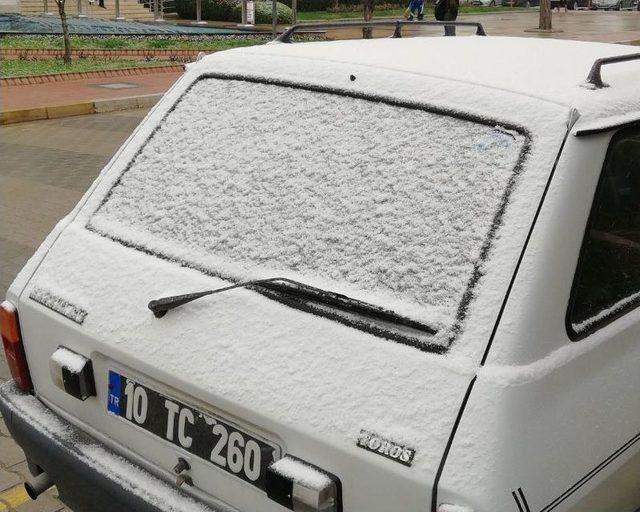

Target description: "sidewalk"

left=1, top=70, right=182, bottom=123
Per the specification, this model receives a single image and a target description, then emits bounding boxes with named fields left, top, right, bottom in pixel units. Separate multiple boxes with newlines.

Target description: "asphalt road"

left=0, top=108, right=149, bottom=512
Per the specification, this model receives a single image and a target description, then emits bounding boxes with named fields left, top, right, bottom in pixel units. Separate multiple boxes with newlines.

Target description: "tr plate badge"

left=356, top=429, right=416, bottom=467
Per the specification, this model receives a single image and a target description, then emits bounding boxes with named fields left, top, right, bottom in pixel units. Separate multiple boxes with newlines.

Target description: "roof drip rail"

left=274, top=20, right=487, bottom=43
left=585, top=53, right=640, bottom=89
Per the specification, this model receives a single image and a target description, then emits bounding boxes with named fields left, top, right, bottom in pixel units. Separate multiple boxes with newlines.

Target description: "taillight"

left=0, top=301, right=33, bottom=392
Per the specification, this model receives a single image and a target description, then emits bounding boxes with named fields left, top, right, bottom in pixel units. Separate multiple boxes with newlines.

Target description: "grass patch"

left=0, top=58, right=175, bottom=77
left=297, top=4, right=527, bottom=19
left=0, top=35, right=268, bottom=51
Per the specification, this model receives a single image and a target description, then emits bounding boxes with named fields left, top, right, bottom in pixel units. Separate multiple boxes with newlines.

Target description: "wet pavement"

left=0, top=108, right=148, bottom=512
left=321, top=10, right=640, bottom=42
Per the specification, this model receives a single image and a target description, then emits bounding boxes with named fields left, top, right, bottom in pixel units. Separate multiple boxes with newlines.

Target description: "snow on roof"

left=196, top=36, right=640, bottom=123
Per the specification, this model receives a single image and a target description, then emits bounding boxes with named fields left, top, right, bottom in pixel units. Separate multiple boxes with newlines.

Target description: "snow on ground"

left=90, top=78, right=525, bottom=345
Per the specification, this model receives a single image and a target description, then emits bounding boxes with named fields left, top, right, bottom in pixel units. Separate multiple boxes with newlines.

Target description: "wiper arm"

left=149, top=277, right=436, bottom=339
left=148, top=277, right=303, bottom=318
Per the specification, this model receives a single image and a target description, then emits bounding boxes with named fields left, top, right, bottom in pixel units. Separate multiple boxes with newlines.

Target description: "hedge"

left=175, top=0, right=293, bottom=23
left=279, top=0, right=401, bottom=10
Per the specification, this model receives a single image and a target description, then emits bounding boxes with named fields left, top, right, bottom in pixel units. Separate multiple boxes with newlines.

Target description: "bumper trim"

left=0, top=381, right=224, bottom=512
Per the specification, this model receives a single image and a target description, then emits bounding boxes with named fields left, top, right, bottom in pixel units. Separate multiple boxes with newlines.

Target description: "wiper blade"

left=148, top=276, right=437, bottom=339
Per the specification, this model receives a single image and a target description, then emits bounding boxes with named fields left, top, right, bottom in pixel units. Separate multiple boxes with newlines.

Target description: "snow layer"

left=571, top=290, right=640, bottom=334
left=90, top=78, right=524, bottom=340
left=51, top=346, right=87, bottom=373
left=29, top=287, right=87, bottom=324
left=269, top=456, right=331, bottom=489
left=242, top=37, right=640, bottom=122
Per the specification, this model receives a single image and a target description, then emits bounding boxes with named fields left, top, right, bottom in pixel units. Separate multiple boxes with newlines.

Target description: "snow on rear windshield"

left=89, top=78, right=526, bottom=347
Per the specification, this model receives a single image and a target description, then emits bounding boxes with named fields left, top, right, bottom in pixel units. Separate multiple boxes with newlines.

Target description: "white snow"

left=234, top=37, right=640, bottom=121
left=571, top=290, right=640, bottom=334
left=90, top=78, right=525, bottom=344
left=51, top=346, right=88, bottom=373
left=437, top=504, right=474, bottom=512
left=29, top=287, right=87, bottom=324
left=269, top=456, right=331, bottom=489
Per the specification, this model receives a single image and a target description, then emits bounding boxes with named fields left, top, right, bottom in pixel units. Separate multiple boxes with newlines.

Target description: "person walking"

left=405, top=0, right=425, bottom=20
left=434, top=0, right=459, bottom=35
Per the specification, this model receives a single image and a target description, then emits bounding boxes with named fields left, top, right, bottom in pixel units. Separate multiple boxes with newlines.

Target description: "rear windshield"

left=89, top=78, right=526, bottom=350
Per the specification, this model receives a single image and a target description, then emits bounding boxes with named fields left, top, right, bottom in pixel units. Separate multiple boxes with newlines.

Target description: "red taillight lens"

left=0, top=301, right=32, bottom=392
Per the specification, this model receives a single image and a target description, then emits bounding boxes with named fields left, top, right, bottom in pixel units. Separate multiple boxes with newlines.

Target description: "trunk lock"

left=173, top=457, right=193, bottom=488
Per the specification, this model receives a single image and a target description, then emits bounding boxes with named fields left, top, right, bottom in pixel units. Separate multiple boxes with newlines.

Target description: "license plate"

left=107, top=370, right=278, bottom=490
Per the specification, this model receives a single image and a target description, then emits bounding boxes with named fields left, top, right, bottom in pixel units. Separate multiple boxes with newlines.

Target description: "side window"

left=568, top=126, right=640, bottom=339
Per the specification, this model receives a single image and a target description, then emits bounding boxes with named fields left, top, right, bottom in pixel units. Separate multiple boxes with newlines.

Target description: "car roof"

left=207, top=36, right=640, bottom=124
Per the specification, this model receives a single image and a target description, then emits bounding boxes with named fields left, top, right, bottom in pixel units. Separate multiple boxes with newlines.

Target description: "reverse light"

left=0, top=301, right=33, bottom=392
left=266, top=456, right=342, bottom=512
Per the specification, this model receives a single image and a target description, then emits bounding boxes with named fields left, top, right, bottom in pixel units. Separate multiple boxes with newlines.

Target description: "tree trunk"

left=362, top=0, right=373, bottom=39
left=57, top=0, right=72, bottom=64
left=331, top=0, right=338, bottom=10
left=539, top=0, right=552, bottom=30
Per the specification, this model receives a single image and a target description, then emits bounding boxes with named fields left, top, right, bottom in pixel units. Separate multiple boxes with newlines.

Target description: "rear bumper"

left=0, top=381, right=225, bottom=512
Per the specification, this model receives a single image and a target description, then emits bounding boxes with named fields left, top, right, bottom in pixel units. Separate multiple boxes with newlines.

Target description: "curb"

left=0, top=93, right=162, bottom=125
left=1, top=64, right=184, bottom=87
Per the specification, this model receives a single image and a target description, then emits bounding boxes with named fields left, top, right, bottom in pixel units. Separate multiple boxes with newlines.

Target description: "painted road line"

left=0, top=483, right=30, bottom=510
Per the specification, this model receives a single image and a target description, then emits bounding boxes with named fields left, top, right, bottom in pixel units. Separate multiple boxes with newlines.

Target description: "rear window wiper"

left=147, top=277, right=437, bottom=337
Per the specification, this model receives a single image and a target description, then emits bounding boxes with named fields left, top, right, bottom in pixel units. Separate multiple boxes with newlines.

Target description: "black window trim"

left=566, top=125, right=640, bottom=341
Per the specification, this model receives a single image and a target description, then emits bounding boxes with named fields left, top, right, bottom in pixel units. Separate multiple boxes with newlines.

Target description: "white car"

left=470, top=0, right=503, bottom=7
left=1, top=23, right=640, bottom=512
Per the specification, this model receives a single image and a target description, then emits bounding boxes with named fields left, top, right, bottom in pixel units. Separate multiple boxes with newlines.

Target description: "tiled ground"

left=0, top=108, right=148, bottom=512
left=0, top=71, right=181, bottom=111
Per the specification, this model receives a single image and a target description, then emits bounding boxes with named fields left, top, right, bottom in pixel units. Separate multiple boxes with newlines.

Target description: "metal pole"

left=115, top=0, right=125, bottom=20
left=43, top=0, right=53, bottom=15
left=291, top=0, right=296, bottom=24
left=272, top=0, right=277, bottom=37
left=192, top=0, right=207, bottom=24
left=153, top=0, right=161, bottom=21
left=77, top=0, right=86, bottom=17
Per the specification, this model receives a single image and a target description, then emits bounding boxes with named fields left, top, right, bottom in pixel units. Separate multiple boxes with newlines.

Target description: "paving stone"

left=0, top=436, right=26, bottom=467
left=0, top=466, right=22, bottom=492
left=0, top=358, right=10, bottom=383
left=13, top=488, right=66, bottom=512
left=9, top=461, right=35, bottom=481
left=0, top=416, right=10, bottom=437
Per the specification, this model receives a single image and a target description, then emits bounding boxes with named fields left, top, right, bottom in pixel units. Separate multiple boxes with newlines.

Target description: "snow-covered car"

left=592, top=0, right=634, bottom=8
left=1, top=23, right=640, bottom=512
left=470, top=0, right=503, bottom=7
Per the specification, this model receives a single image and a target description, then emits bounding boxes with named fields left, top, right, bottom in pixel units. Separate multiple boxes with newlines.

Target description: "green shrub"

left=277, top=0, right=400, bottom=12
left=96, top=38, right=129, bottom=48
left=175, top=0, right=292, bottom=23
left=145, top=38, right=175, bottom=48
